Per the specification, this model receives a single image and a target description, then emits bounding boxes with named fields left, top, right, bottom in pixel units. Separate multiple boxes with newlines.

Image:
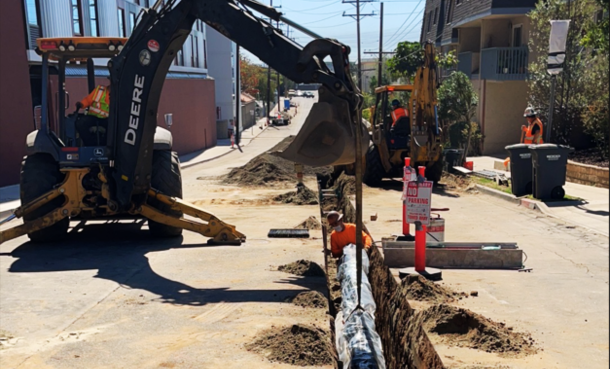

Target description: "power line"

left=384, top=0, right=423, bottom=45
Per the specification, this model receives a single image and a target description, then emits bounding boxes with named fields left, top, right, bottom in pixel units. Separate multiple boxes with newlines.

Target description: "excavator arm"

left=107, top=0, right=366, bottom=211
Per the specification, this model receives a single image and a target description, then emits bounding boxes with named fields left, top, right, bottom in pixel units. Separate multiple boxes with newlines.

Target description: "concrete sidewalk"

left=470, top=156, right=609, bottom=237
left=0, top=100, right=296, bottom=219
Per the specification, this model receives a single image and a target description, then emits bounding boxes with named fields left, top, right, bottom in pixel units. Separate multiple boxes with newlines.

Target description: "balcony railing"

left=480, top=47, right=529, bottom=81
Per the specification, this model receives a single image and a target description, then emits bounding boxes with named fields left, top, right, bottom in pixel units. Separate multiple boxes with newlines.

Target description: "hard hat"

left=326, top=211, right=343, bottom=222
left=391, top=99, right=400, bottom=107
left=523, top=107, right=536, bottom=117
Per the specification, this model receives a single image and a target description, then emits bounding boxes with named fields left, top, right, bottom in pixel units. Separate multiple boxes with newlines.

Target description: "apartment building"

left=420, top=0, right=538, bottom=154
left=0, top=0, right=219, bottom=186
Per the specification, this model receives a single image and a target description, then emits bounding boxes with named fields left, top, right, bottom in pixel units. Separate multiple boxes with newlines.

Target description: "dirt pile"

left=287, top=290, right=328, bottom=309
left=274, top=185, right=318, bottom=205
left=439, top=173, right=476, bottom=193
left=403, top=274, right=467, bottom=302
left=294, top=216, right=322, bottom=230
left=246, top=324, right=335, bottom=366
left=418, top=304, right=538, bottom=357
left=278, top=260, right=326, bottom=277
left=223, top=136, right=332, bottom=186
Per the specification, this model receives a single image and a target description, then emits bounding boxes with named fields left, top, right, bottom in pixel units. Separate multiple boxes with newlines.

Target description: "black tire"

left=148, top=150, right=183, bottom=237
left=425, top=159, right=444, bottom=184
left=551, top=186, right=565, bottom=200
left=363, top=145, right=386, bottom=187
left=20, top=154, right=69, bottom=242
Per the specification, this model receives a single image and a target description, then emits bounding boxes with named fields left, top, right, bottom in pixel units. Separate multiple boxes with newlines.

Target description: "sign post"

left=399, top=166, right=442, bottom=281
left=400, top=158, right=416, bottom=240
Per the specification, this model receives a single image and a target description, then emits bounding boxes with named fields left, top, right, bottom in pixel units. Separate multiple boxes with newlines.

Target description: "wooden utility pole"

left=377, top=2, right=383, bottom=87
left=235, top=44, right=240, bottom=145
left=342, top=0, right=375, bottom=91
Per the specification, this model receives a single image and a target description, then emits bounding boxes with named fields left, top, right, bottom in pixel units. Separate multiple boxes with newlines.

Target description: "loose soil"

left=223, top=136, right=332, bottom=186
left=274, top=185, right=318, bottom=205
left=418, top=304, right=538, bottom=357
left=287, top=291, right=328, bottom=309
left=402, top=274, right=467, bottom=303
left=438, top=173, right=477, bottom=193
left=246, top=324, right=335, bottom=366
left=278, top=260, right=326, bottom=277
left=569, top=148, right=609, bottom=168
left=294, top=216, right=322, bottom=230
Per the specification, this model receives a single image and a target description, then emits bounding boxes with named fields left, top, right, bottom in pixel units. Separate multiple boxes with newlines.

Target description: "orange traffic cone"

left=230, top=133, right=235, bottom=148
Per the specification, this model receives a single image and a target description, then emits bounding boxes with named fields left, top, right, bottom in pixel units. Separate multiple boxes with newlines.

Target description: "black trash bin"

left=505, top=143, right=533, bottom=196
left=529, top=144, right=573, bottom=200
left=444, top=149, right=463, bottom=174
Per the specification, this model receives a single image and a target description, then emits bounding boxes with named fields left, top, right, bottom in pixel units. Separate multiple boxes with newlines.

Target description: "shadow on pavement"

left=5, top=221, right=324, bottom=307
left=370, top=178, right=461, bottom=198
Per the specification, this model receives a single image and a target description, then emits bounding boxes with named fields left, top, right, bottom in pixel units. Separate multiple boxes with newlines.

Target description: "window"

left=175, top=48, right=184, bottom=66
left=446, top=0, right=454, bottom=24
left=88, top=0, right=99, bottom=37
left=26, top=0, right=41, bottom=27
left=71, top=0, right=83, bottom=35
left=130, top=12, right=136, bottom=32
left=433, top=7, right=438, bottom=25
left=512, top=25, right=522, bottom=47
left=427, top=12, right=433, bottom=32
left=118, top=8, right=126, bottom=37
left=203, top=39, right=207, bottom=68
left=193, top=35, right=200, bottom=68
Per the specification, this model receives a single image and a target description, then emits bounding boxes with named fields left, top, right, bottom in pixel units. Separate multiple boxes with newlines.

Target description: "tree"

left=387, top=41, right=423, bottom=82
left=527, top=0, right=597, bottom=145
left=239, top=56, right=260, bottom=95
left=437, top=71, right=479, bottom=162
left=581, top=0, right=609, bottom=53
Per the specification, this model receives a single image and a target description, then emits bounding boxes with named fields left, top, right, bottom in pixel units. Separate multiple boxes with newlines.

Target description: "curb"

left=476, top=184, right=610, bottom=237
left=474, top=184, right=520, bottom=205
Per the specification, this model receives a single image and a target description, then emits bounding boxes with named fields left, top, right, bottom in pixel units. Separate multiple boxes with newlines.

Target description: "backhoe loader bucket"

left=274, top=101, right=369, bottom=167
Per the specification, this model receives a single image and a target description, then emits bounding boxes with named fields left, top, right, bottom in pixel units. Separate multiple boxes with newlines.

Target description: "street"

left=1, top=93, right=608, bottom=369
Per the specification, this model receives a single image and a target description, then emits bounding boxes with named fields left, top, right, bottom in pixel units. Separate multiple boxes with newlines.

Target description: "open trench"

left=317, top=172, right=445, bottom=369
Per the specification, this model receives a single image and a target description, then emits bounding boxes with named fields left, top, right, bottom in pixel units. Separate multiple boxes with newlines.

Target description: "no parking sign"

left=404, top=181, right=432, bottom=226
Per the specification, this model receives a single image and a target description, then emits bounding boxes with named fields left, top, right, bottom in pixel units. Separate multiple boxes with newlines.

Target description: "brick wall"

left=566, top=161, right=609, bottom=189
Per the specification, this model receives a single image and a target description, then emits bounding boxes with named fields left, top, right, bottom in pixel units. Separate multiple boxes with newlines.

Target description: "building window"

left=193, top=35, right=200, bottom=68
left=25, top=0, right=42, bottom=48
left=427, top=12, right=433, bottom=32
left=203, top=39, right=207, bottom=68
left=72, top=0, right=83, bottom=35
left=88, top=0, right=99, bottom=37
left=446, top=0, right=454, bottom=24
left=118, top=8, right=126, bottom=37
left=130, top=12, right=136, bottom=32
left=433, top=7, right=438, bottom=24
left=175, top=48, right=184, bottom=66
left=512, top=25, right=522, bottom=47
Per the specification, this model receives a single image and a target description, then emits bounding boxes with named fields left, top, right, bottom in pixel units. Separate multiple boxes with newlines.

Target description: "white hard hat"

left=524, top=107, right=537, bottom=117
left=326, top=211, right=343, bottom=222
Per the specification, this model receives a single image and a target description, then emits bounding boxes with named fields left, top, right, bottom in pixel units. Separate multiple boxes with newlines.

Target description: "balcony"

left=480, top=47, right=529, bottom=81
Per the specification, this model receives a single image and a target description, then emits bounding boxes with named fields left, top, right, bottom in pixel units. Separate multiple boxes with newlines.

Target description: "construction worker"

left=390, top=99, right=409, bottom=128
left=522, top=107, right=544, bottom=145
left=326, top=211, right=372, bottom=259
left=75, top=82, right=110, bottom=145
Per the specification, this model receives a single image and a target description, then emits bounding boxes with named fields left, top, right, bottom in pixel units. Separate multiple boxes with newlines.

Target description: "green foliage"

left=435, top=50, right=458, bottom=69
left=527, top=0, right=597, bottom=145
left=362, top=108, right=371, bottom=121
left=368, top=74, right=391, bottom=92
left=387, top=41, right=423, bottom=82
left=582, top=54, right=609, bottom=158
left=581, top=0, right=609, bottom=52
left=437, top=71, right=479, bottom=161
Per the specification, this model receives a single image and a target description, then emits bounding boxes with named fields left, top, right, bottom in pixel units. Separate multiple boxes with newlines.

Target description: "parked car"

left=303, top=91, right=314, bottom=98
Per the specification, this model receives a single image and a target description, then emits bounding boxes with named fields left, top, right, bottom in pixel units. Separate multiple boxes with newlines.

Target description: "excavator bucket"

left=274, top=100, right=369, bottom=167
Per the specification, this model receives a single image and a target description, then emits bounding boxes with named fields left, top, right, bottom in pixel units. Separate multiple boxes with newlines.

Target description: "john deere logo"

left=94, top=148, right=104, bottom=156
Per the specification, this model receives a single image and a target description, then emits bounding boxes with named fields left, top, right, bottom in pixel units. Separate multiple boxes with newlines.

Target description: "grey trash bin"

left=505, top=143, right=533, bottom=197
left=529, top=144, right=573, bottom=200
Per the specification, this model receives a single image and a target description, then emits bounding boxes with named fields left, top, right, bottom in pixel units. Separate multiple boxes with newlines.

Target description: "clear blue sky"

left=240, top=0, right=426, bottom=66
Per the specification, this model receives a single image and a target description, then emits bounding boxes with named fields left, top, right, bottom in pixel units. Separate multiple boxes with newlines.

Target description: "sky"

left=239, top=0, right=426, bottom=66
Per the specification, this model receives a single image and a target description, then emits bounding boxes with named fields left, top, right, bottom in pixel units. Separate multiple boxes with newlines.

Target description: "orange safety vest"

left=81, top=86, right=110, bottom=118
left=523, top=118, right=543, bottom=144
left=391, top=107, right=408, bottom=127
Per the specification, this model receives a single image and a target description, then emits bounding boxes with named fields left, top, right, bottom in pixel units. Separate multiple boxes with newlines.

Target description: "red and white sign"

left=147, top=39, right=160, bottom=52
left=401, top=167, right=417, bottom=200
left=404, top=181, right=432, bottom=226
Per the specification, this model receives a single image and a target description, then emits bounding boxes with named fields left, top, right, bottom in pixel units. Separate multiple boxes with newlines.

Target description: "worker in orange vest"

left=390, top=99, right=409, bottom=128
left=521, top=107, right=544, bottom=144
left=326, top=211, right=372, bottom=259
left=503, top=107, right=545, bottom=169
left=75, top=82, right=110, bottom=145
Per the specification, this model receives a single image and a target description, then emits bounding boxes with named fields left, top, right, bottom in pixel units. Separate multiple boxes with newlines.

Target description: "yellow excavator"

left=0, top=0, right=367, bottom=245
left=363, top=42, right=444, bottom=186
